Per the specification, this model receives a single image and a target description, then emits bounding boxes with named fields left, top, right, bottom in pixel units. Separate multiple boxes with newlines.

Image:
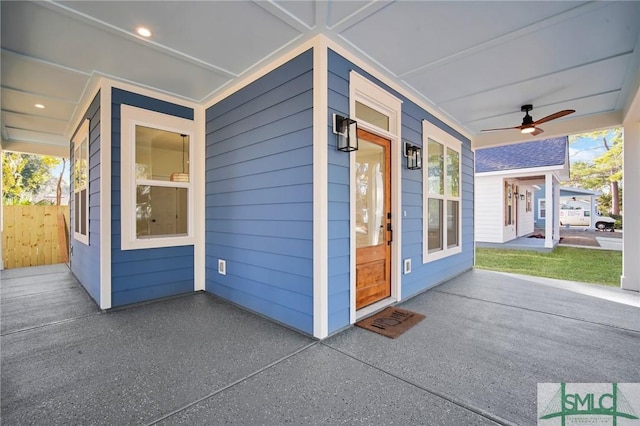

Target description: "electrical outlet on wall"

left=404, top=258, right=411, bottom=274
left=218, top=259, right=226, bottom=275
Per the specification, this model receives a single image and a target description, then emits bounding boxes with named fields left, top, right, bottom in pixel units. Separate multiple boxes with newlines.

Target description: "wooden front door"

left=355, top=129, right=392, bottom=310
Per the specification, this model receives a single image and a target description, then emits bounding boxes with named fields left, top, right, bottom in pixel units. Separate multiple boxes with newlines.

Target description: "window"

left=73, top=119, right=89, bottom=245
left=120, top=105, right=194, bottom=250
left=504, top=182, right=514, bottom=226
left=526, top=191, right=532, bottom=212
left=423, top=120, right=461, bottom=262
left=355, top=101, right=390, bottom=131
left=539, top=199, right=546, bottom=219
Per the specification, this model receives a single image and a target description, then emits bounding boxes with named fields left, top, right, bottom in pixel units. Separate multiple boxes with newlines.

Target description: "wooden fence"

left=2, top=205, right=70, bottom=269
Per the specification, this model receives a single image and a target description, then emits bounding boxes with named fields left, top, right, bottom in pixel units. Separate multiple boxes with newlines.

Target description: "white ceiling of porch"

left=1, top=1, right=639, bottom=156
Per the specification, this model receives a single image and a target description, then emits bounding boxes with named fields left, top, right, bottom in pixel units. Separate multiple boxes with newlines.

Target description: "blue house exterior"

left=69, top=92, right=101, bottom=303
left=68, top=39, right=474, bottom=338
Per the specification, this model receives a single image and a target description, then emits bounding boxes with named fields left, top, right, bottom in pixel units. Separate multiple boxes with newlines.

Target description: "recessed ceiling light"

left=34, top=104, right=45, bottom=109
left=136, top=26, right=152, bottom=38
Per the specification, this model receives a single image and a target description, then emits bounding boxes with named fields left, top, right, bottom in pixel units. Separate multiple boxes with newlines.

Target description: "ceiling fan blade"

left=481, top=126, right=521, bottom=133
left=531, top=127, right=544, bottom=136
left=532, top=109, right=575, bottom=126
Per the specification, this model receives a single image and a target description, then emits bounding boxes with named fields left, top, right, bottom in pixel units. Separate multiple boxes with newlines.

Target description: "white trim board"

left=194, top=105, right=206, bottom=292
left=99, top=81, right=112, bottom=309
left=349, top=71, right=403, bottom=325
left=313, top=41, right=329, bottom=339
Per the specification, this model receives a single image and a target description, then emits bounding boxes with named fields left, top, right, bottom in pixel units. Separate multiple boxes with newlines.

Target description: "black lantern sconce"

left=404, top=142, right=422, bottom=170
left=520, top=193, right=525, bottom=201
left=333, top=114, right=358, bottom=152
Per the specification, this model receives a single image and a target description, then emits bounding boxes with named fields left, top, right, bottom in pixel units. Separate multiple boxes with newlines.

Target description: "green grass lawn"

left=475, top=246, right=622, bottom=286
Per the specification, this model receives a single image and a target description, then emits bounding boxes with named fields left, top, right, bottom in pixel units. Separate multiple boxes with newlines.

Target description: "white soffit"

left=338, top=1, right=585, bottom=76
left=1, top=1, right=232, bottom=101
left=6, top=128, right=69, bottom=146
left=444, top=55, right=629, bottom=125
left=2, top=112, right=68, bottom=136
left=403, top=2, right=639, bottom=105
left=1, top=51, right=89, bottom=102
left=57, top=1, right=304, bottom=76
left=1, top=0, right=639, bottom=154
left=469, top=92, right=620, bottom=135
left=273, top=1, right=316, bottom=29
left=1, top=89, right=76, bottom=121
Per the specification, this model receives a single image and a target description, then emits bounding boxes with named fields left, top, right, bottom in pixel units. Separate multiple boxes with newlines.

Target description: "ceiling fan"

left=481, top=105, right=575, bottom=136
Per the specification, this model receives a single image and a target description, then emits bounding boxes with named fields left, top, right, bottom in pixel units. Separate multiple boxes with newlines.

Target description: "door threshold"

left=355, top=297, right=397, bottom=321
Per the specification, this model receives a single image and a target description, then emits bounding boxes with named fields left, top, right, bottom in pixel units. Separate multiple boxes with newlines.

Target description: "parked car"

left=559, top=207, right=616, bottom=231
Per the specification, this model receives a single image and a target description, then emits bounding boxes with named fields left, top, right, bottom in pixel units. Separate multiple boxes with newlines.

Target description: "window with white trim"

left=538, top=199, right=546, bottom=219
left=120, top=105, right=194, bottom=250
left=423, top=120, right=461, bottom=263
left=73, top=119, right=89, bottom=245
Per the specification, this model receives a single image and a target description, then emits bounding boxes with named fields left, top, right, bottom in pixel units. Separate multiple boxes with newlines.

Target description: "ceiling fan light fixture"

left=136, top=26, right=152, bottom=38
left=521, top=126, right=536, bottom=134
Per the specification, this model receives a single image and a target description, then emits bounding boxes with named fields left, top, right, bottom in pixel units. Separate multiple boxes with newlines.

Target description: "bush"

left=610, top=214, right=623, bottom=230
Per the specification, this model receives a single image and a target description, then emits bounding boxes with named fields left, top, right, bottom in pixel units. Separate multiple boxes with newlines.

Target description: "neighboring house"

left=535, top=187, right=603, bottom=230
left=67, top=45, right=474, bottom=339
left=475, top=137, right=569, bottom=249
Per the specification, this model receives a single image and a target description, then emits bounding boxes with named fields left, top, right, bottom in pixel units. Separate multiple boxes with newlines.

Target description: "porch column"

left=553, top=179, right=560, bottom=242
left=0, top=144, right=3, bottom=270
left=588, top=195, right=596, bottom=230
left=621, top=119, right=640, bottom=291
left=544, top=173, right=553, bottom=248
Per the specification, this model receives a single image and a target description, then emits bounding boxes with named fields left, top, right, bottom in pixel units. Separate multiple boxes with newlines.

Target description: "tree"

left=2, top=152, right=62, bottom=205
left=565, top=128, right=622, bottom=214
left=56, top=158, right=67, bottom=206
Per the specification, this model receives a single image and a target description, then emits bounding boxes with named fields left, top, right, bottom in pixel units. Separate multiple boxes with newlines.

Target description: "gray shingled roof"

left=475, top=137, right=568, bottom=173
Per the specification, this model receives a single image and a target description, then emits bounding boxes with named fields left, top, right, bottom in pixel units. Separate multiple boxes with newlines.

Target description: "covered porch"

left=1, top=1, right=638, bottom=293
left=2, top=264, right=638, bottom=425
left=476, top=233, right=558, bottom=252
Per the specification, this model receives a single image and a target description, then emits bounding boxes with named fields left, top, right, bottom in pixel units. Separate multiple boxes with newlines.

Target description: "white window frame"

left=538, top=198, right=547, bottom=219
left=73, top=119, right=90, bottom=245
left=422, top=119, right=462, bottom=263
left=120, top=105, right=195, bottom=250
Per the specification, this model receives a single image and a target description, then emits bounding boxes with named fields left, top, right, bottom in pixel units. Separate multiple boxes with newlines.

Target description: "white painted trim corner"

left=194, top=105, right=206, bottom=292
left=99, top=82, right=112, bottom=309
left=313, top=40, right=329, bottom=339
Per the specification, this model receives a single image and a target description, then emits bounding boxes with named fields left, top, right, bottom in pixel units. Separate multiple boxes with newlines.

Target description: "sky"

left=52, top=159, right=70, bottom=185
left=568, top=128, right=618, bottom=164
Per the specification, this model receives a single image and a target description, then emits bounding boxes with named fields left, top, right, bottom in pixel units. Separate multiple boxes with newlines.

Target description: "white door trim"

left=349, top=71, right=403, bottom=324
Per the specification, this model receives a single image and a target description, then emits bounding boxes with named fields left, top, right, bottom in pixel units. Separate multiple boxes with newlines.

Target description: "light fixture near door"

left=333, top=114, right=358, bottom=152
left=404, top=142, right=422, bottom=170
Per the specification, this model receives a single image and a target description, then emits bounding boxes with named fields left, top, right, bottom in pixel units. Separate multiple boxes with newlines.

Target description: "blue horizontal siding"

left=205, top=49, right=314, bottom=335
left=111, top=281, right=193, bottom=307
left=206, top=243, right=313, bottom=278
left=207, top=183, right=313, bottom=207
left=110, top=88, right=195, bottom=306
left=208, top=52, right=313, bottom=121
left=327, top=49, right=474, bottom=333
left=70, top=91, right=101, bottom=306
left=205, top=165, right=313, bottom=194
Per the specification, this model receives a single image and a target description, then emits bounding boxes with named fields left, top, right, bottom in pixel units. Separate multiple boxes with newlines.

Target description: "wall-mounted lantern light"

left=520, top=193, right=525, bottom=201
left=333, top=114, right=358, bottom=152
left=404, top=142, right=422, bottom=170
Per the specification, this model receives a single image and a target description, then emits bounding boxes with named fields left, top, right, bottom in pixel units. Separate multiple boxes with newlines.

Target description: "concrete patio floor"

left=1, top=264, right=639, bottom=425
